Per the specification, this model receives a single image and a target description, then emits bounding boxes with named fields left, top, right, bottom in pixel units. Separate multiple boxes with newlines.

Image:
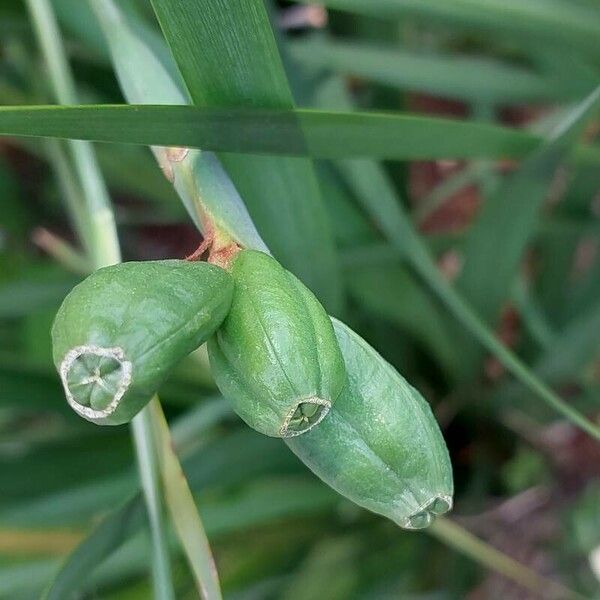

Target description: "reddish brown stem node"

left=185, top=234, right=213, bottom=262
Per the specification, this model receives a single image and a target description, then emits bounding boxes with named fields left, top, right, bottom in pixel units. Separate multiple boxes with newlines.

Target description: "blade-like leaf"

left=150, top=0, right=342, bottom=312
left=26, top=3, right=182, bottom=597
left=91, top=0, right=269, bottom=259
left=455, top=84, right=600, bottom=372
left=148, top=400, right=222, bottom=600
left=42, top=499, right=145, bottom=600
left=495, top=301, right=600, bottom=420
left=312, top=77, right=600, bottom=439
left=295, top=0, right=600, bottom=58
left=40, top=428, right=297, bottom=599
left=346, top=263, right=460, bottom=379
left=3, top=104, right=599, bottom=162
left=26, top=0, right=120, bottom=270
left=289, top=37, right=588, bottom=104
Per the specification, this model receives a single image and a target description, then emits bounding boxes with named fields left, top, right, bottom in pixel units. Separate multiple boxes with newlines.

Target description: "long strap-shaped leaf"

left=148, top=400, right=221, bottom=600
left=26, top=2, right=176, bottom=599
left=25, top=0, right=119, bottom=270
left=90, top=0, right=268, bottom=256
left=0, top=104, right=598, bottom=162
left=429, top=519, right=581, bottom=600
left=42, top=401, right=236, bottom=599
left=314, top=76, right=600, bottom=440
left=455, top=85, right=600, bottom=374
left=294, top=0, right=600, bottom=58
left=288, top=37, right=592, bottom=105
left=26, top=2, right=224, bottom=598
left=39, top=419, right=574, bottom=598
left=42, top=498, right=145, bottom=599
left=150, top=0, right=341, bottom=313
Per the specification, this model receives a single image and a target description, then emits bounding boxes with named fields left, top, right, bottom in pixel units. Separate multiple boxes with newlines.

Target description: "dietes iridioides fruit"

left=208, top=250, right=346, bottom=438
left=52, top=260, right=233, bottom=425
left=286, top=318, right=453, bottom=530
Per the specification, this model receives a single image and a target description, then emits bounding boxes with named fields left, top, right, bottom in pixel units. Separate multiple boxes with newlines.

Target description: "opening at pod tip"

left=59, top=345, right=132, bottom=421
left=403, top=495, right=453, bottom=530
left=280, top=397, right=331, bottom=437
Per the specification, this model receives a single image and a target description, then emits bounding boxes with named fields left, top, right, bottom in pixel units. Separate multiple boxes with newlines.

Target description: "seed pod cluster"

left=52, top=260, right=233, bottom=425
left=208, top=250, right=346, bottom=438
left=52, top=249, right=453, bottom=529
left=205, top=250, right=452, bottom=528
left=286, top=318, right=453, bottom=530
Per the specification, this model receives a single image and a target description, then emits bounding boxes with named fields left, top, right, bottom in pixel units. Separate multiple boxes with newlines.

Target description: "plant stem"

left=149, top=399, right=222, bottom=600
left=412, top=252, right=600, bottom=440
left=31, top=228, right=91, bottom=274
left=132, top=408, right=176, bottom=600
left=429, top=518, right=584, bottom=600
left=90, top=4, right=224, bottom=597
left=338, top=156, right=600, bottom=441
left=43, top=139, right=94, bottom=259
left=26, top=2, right=175, bottom=597
left=26, top=0, right=119, bottom=269
left=413, top=162, right=490, bottom=225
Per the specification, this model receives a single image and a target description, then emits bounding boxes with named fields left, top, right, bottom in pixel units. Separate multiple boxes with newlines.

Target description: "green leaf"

left=3, top=104, right=599, bottom=162
left=150, top=0, right=342, bottom=312
left=40, top=429, right=297, bottom=599
left=91, top=0, right=268, bottom=254
left=429, top=518, right=576, bottom=599
left=459, top=87, right=600, bottom=320
left=0, top=400, right=230, bottom=527
left=455, top=84, right=600, bottom=372
left=312, top=77, right=600, bottom=439
left=42, top=498, right=145, bottom=600
left=289, top=36, right=587, bottom=104
left=0, top=276, right=77, bottom=318
left=148, top=400, right=222, bottom=600
left=296, top=0, right=600, bottom=58
left=26, top=0, right=120, bottom=270
left=345, top=263, right=460, bottom=378
left=496, top=301, right=600, bottom=419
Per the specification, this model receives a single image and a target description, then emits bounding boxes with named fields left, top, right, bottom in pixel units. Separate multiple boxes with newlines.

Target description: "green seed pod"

left=207, top=250, right=346, bottom=438
left=286, top=318, right=453, bottom=530
left=52, top=260, right=233, bottom=425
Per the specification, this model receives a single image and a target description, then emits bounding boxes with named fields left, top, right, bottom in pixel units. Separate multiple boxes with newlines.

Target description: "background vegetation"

left=0, top=0, right=599, bottom=598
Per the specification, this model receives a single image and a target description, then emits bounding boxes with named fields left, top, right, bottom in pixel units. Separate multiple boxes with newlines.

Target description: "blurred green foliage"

left=0, top=0, right=599, bottom=598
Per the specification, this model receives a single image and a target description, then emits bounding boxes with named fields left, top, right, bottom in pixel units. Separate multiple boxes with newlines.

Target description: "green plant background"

left=0, top=0, right=599, bottom=598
